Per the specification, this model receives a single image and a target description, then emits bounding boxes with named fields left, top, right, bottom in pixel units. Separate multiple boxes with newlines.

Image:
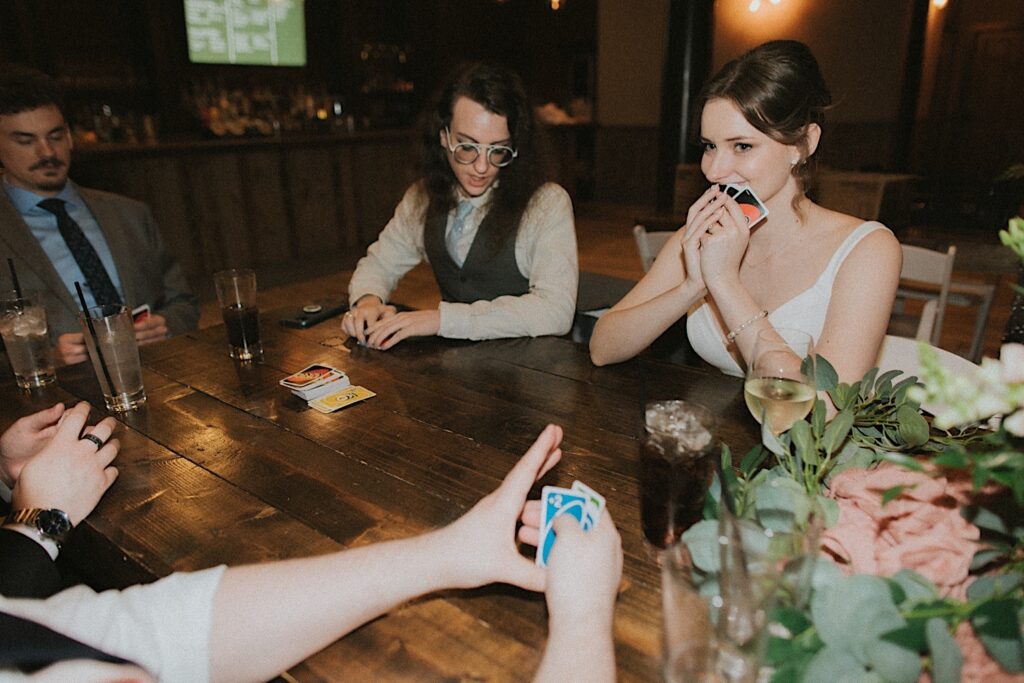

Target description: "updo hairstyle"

left=698, top=40, right=832, bottom=195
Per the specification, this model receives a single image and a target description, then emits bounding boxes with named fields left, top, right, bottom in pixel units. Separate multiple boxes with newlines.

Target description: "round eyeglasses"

left=444, top=127, right=518, bottom=168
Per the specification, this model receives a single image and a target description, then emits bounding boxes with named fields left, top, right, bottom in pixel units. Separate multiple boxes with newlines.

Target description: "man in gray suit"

left=0, top=65, right=197, bottom=365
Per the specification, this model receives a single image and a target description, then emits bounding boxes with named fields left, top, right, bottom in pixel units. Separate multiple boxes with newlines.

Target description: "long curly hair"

left=421, top=62, right=546, bottom=251
left=698, top=40, right=832, bottom=197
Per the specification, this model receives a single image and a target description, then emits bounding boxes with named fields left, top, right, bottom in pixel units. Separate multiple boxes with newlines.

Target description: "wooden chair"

left=891, top=244, right=956, bottom=346
left=632, top=224, right=674, bottom=272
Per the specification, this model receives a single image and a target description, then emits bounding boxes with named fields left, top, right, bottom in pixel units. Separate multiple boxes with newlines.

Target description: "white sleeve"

left=0, top=565, right=227, bottom=683
left=438, top=183, right=578, bottom=339
left=347, top=184, right=429, bottom=306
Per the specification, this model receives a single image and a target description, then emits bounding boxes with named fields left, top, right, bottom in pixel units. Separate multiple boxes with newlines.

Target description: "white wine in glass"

left=744, top=328, right=815, bottom=435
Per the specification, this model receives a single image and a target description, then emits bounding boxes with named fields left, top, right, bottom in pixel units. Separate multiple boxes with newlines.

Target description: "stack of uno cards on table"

left=536, top=481, right=606, bottom=567
left=279, top=362, right=376, bottom=413
left=718, top=183, right=769, bottom=228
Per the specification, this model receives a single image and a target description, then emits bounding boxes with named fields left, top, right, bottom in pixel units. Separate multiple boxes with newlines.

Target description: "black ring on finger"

left=81, top=434, right=104, bottom=450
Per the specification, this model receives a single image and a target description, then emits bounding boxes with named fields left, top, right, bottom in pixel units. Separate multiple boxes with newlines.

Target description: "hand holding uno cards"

left=718, top=183, right=769, bottom=228
left=536, top=480, right=606, bottom=567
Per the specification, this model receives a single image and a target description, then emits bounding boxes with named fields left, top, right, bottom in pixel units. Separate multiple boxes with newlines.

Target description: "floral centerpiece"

left=681, top=290, right=1024, bottom=680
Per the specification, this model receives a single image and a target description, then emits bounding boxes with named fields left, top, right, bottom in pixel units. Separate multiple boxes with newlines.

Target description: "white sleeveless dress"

left=686, top=222, right=890, bottom=377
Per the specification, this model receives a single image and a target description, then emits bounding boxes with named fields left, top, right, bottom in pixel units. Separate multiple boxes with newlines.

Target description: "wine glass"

left=744, top=328, right=816, bottom=435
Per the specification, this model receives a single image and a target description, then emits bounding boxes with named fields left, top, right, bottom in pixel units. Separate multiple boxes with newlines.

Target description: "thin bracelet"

left=726, top=309, right=768, bottom=344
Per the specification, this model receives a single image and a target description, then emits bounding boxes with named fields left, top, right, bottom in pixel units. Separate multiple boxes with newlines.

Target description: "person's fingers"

left=520, top=499, right=542, bottom=527
left=517, top=524, right=540, bottom=547
left=499, top=424, right=562, bottom=501
left=55, top=403, right=92, bottom=443
left=95, top=438, right=121, bottom=468
left=21, top=403, right=64, bottom=430
left=85, top=417, right=117, bottom=444
left=551, top=512, right=585, bottom=537
left=503, top=555, right=546, bottom=592
left=101, top=465, right=119, bottom=490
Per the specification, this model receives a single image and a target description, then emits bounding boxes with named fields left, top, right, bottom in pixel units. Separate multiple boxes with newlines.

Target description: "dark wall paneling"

left=284, top=147, right=341, bottom=256
left=238, top=151, right=292, bottom=266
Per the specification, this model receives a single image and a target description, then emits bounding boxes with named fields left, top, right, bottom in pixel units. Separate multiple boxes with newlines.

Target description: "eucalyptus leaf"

left=811, top=575, right=906, bottom=663
left=970, top=549, right=1007, bottom=571
left=828, top=445, right=878, bottom=481
left=822, top=410, right=855, bottom=456
left=739, top=445, right=768, bottom=477
left=790, top=420, right=817, bottom=465
left=859, top=367, right=879, bottom=398
left=961, top=505, right=1010, bottom=536
left=803, top=646, right=879, bottom=682
left=815, top=355, right=839, bottom=392
left=889, top=569, right=938, bottom=602
left=761, top=422, right=786, bottom=456
left=814, top=495, right=840, bottom=527
left=926, top=618, right=963, bottom=683
left=896, top=404, right=930, bottom=447
left=681, top=520, right=720, bottom=573
left=755, top=477, right=812, bottom=532
left=881, top=451, right=926, bottom=472
left=932, top=449, right=969, bottom=468
left=971, top=599, right=1024, bottom=672
left=882, top=485, right=912, bottom=506
left=967, top=573, right=1024, bottom=601
left=865, top=637, right=922, bottom=682
left=812, top=398, right=826, bottom=435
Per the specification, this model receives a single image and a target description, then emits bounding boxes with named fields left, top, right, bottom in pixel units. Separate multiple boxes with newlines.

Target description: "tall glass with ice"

left=639, top=400, right=717, bottom=552
left=0, top=292, right=56, bottom=389
left=80, top=304, right=146, bottom=412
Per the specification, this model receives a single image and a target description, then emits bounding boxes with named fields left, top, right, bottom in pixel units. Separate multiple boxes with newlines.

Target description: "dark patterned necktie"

left=37, top=198, right=122, bottom=306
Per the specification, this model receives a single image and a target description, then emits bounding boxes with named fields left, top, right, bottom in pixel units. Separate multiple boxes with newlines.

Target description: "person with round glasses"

left=344, top=62, right=578, bottom=350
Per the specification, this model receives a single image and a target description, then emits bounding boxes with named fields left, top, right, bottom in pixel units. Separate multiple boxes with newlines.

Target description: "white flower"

left=1000, top=344, right=1024, bottom=384
left=1003, top=410, right=1024, bottom=437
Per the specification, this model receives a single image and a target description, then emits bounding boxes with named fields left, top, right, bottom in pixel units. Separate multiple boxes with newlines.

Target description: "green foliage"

left=691, top=355, right=1024, bottom=681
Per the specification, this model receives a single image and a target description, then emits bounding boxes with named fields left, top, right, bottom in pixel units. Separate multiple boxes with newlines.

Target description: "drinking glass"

left=80, top=304, right=146, bottom=412
left=0, top=291, right=56, bottom=389
left=662, top=543, right=720, bottom=683
left=214, top=269, right=262, bottom=361
left=639, top=400, right=717, bottom=553
left=743, top=328, right=815, bottom=435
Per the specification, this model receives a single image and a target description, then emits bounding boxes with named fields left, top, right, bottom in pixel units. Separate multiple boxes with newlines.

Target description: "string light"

left=749, top=0, right=781, bottom=11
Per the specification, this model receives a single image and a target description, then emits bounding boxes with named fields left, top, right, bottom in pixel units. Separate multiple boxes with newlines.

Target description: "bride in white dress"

left=590, top=40, right=901, bottom=384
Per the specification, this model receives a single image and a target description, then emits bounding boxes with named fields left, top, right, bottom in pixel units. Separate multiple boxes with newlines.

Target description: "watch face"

left=37, top=509, right=72, bottom=539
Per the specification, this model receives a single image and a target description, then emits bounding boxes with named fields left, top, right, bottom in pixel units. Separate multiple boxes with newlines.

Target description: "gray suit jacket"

left=0, top=184, right=199, bottom=341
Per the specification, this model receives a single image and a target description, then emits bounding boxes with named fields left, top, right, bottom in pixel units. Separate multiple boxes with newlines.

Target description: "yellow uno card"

left=309, top=385, right=376, bottom=413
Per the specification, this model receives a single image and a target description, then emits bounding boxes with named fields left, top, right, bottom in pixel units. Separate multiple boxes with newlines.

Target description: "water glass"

left=214, top=269, right=262, bottom=361
left=80, top=304, right=146, bottom=412
left=744, top=328, right=816, bottom=435
left=639, top=400, right=717, bottom=552
left=0, top=291, right=56, bottom=389
left=662, top=543, right=720, bottom=683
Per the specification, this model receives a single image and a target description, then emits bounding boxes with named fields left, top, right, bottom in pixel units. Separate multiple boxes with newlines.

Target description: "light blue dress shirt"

left=3, top=178, right=124, bottom=309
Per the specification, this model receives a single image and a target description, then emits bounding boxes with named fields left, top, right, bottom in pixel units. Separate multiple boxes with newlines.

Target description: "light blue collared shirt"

left=3, top=177, right=124, bottom=309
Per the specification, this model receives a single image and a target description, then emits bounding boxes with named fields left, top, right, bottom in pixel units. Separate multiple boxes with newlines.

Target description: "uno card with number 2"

left=571, top=480, right=606, bottom=531
left=536, top=485, right=589, bottom=568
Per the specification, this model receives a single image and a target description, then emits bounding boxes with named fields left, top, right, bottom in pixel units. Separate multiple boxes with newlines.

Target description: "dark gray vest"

left=423, top=201, right=530, bottom=303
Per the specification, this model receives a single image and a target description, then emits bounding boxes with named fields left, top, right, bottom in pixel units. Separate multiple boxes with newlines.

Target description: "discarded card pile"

left=536, top=480, right=606, bottom=567
left=279, top=363, right=375, bottom=414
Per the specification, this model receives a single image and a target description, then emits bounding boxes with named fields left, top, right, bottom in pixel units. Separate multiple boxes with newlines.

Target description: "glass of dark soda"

left=214, top=268, right=262, bottom=361
left=639, top=400, right=717, bottom=553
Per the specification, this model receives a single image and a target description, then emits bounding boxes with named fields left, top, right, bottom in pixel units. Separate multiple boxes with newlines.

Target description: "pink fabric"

left=820, top=463, right=979, bottom=598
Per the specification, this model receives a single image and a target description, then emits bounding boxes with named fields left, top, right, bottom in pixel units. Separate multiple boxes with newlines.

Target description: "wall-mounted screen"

left=185, top=0, right=306, bottom=66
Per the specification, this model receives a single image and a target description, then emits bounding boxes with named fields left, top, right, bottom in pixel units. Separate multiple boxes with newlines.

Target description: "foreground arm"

left=208, top=424, right=563, bottom=682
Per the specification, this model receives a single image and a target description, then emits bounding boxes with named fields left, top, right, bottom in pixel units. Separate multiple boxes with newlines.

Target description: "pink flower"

left=821, top=463, right=979, bottom=597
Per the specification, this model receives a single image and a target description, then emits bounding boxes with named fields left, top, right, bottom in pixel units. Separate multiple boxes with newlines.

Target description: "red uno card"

left=131, top=304, right=151, bottom=323
left=280, top=363, right=342, bottom=390
left=728, top=185, right=769, bottom=228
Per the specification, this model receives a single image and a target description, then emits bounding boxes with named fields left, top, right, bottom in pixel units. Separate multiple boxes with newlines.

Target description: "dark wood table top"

left=0, top=314, right=759, bottom=682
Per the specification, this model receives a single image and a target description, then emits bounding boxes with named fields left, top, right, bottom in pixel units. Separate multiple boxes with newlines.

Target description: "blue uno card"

left=572, top=480, right=606, bottom=531
left=537, top=486, right=588, bottom=567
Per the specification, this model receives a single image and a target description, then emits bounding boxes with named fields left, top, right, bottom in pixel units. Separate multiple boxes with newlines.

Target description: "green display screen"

left=185, top=0, right=306, bottom=67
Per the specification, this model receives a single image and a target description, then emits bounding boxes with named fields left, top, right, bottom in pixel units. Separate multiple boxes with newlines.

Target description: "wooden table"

left=0, top=314, right=759, bottom=682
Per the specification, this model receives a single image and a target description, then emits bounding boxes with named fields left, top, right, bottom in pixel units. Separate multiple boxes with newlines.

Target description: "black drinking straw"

left=75, top=281, right=117, bottom=397
left=7, top=258, right=22, bottom=298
